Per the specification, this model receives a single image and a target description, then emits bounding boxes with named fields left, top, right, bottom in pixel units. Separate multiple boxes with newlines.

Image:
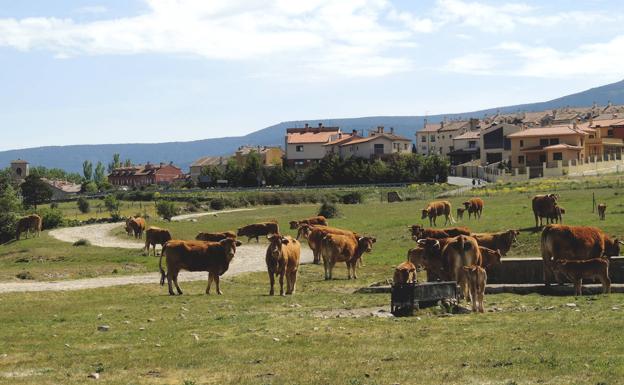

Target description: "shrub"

left=0, top=213, right=18, bottom=243
left=16, top=271, right=34, bottom=280
left=318, top=202, right=339, bottom=218
left=37, top=208, right=64, bottom=230
left=104, top=194, right=120, bottom=212
left=156, top=201, right=178, bottom=221
left=341, top=191, right=363, bottom=204
left=73, top=239, right=91, bottom=246
left=210, top=198, right=225, bottom=211
left=77, top=197, right=90, bottom=213
left=50, top=202, right=59, bottom=209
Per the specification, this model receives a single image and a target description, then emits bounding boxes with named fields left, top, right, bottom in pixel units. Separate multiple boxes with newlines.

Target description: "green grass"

left=42, top=199, right=161, bottom=221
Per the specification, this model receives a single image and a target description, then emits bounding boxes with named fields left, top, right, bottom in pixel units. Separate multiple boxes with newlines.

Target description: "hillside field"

left=1, top=177, right=624, bottom=384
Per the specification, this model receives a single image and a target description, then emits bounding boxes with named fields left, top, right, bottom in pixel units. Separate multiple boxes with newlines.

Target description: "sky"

left=1, top=0, right=624, bottom=151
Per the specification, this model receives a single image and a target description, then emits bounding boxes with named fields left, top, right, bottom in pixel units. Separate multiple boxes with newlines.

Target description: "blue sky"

left=1, top=0, right=623, bottom=151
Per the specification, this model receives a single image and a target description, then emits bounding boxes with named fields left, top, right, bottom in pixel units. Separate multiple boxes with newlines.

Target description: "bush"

left=341, top=191, right=363, bottom=204
left=73, top=239, right=91, bottom=246
left=77, top=197, right=90, bottom=213
left=104, top=194, right=120, bottom=212
left=50, top=202, right=59, bottom=209
left=210, top=198, right=225, bottom=211
left=37, top=208, right=64, bottom=230
left=0, top=213, right=18, bottom=243
left=318, top=202, right=339, bottom=218
left=156, top=201, right=178, bottom=221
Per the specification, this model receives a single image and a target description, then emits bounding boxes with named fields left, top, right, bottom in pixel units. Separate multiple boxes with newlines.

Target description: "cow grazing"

left=15, top=214, right=42, bottom=240
left=144, top=227, right=172, bottom=256
left=289, top=216, right=328, bottom=230
left=462, top=198, right=484, bottom=219
left=266, top=234, right=301, bottom=296
left=472, top=230, right=519, bottom=256
left=393, top=261, right=417, bottom=285
left=127, top=217, right=146, bottom=239
left=421, top=200, right=454, bottom=226
left=441, top=235, right=482, bottom=300
left=409, top=225, right=471, bottom=241
left=320, top=234, right=376, bottom=280
left=463, top=265, right=487, bottom=313
left=237, top=222, right=279, bottom=242
left=456, top=207, right=465, bottom=220
left=552, top=258, right=610, bottom=296
left=297, top=224, right=358, bottom=264
left=598, top=203, right=607, bottom=220
left=532, top=194, right=559, bottom=228
left=159, top=238, right=242, bottom=295
left=541, top=224, right=622, bottom=286
left=479, top=246, right=502, bottom=271
left=195, top=231, right=237, bottom=242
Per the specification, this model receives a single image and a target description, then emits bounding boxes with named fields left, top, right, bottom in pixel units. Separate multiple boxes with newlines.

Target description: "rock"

left=273, top=338, right=280, bottom=342
left=123, top=320, right=131, bottom=324
left=88, top=372, right=100, bottom=380
left=147, top=318, right=156, bottom=322
left=191, top=333, right=199, bottom=342
left=612, top=307, right=620, bottom=311
left=181, top=307, right=189, bottom=312
left=139, top=327, right=145, bottom=331
left=155, top=344, right=161, bottom=348
left=64, top=344, right=70, bottom=348
left=179, top=313, right=187, bottom=319
left=97, top=325, right=110, bottom=332
left=566, top=303, right=577, bottom=308
left=97, top=313, right=103, bottom=319
left=313, top=327, right=319, bottom=331
left=544, top=306, right=555, bottom=310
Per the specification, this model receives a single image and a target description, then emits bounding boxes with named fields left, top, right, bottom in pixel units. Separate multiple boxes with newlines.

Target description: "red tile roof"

left=287, top=131, right=338, bottom=144
left=453, top=131, right=480, bottom=140
left=507, top=125, right=586, bottom=138
left=340, top=133, right=411, bottom=146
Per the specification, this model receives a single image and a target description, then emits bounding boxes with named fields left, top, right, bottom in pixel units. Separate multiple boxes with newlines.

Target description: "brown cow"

left=237, top=222, right=279, bottom=242
left=532, top=194, right=558, bottom=228
left=409, top=225, right=471, bottom=241
left=124, top=218, right=134, bottom=236
left=463, top=198, right=484, bottom=219
left=598, top=203, right=607, bottom=220
left=15, top=214, right=42, bottom=240
left=541, top=224, right=622, bottom=286
left=393, top=261, right=417, bottom=285
left=320, top=234, right=376, bottom=280
left=195, top=231, right=237, bottom=242
left=159, top=238, right=242, bottom=296
left=472, top=230, right=519, bottom=256
left=479, top=246, right=502, bottom=271
left=266, top=234, right=301, bottom=296
left=143, top=227, right=172, bottom=256
left=441, top=235, right=482, bottom=300
left=412, top=237, right=454, bottom=281
left=463, top=265, right=487, bottom=313
left=546, top=205, right=564, bottom=224
left=289, top=216, right=328, bottom=230
left=421, top=200, right=454, bottom=226
left=552, top=258, right=610, bottom=296
left=456, top=207, right=465, bottom=220
left=297, top=224, right=358, bottom=264
left=128, top=217, right=146, bottom=239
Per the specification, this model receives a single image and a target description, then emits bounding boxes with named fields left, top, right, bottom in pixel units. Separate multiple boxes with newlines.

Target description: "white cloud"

left=444, top=53, right=498, bottom=75
left=75, top=5, right=108, bottom=14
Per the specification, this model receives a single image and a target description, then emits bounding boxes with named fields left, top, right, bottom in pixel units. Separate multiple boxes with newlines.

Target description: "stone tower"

left=10, top=159, right=29, bottom=181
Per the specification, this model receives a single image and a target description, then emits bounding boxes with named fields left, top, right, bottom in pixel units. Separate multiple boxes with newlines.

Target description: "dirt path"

left=0, top=208, right=314, bottom=294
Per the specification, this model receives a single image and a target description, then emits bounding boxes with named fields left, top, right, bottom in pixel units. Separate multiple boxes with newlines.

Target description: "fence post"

left=592, top=192, right=595, bottom=213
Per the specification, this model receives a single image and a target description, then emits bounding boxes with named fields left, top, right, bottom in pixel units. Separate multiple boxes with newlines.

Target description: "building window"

left=404, top=143, right=408, bottom=150
left=296, top=145, right=304, bottom=152
left=520, top=140, right=524, bottom=147
left=431, top=135, right=436, bottom=142
left=553, top=152, right=563, bottom=161
left=539, top=139, right=549, bottom=146
left=468, top=141, right=476, bottom=148
left=374, top=143, right=384, bottom=154
left=518, top=156, right=525, bottom=164
left=421, top=136, right=426, bottom=142
left=589, top=135, right=595, bottom=139
left=608, top=129, right=614, bottom=137
left=449, top=135, right=453, bottom=138
left=549, top=138, right=559, bottom=145
left=449, top=146, right=454, bottom=152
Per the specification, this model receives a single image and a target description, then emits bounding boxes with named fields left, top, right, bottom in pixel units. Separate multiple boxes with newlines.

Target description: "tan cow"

left=421, top=200, right=454, bottom=226
left=541, top=224, right=622, bottom=286
left=266, top=234, right=301, bottom=296
left=393, top=261, right=417, bottom=285
left=320, top=234, right=376, bottom=280
left=463, top=265, right=487, bottom=313
left=479, top=246, right=502, bottom=271
left=598, top=203, right=607, bottom=220
left=143, top=227, right=172, bottom=256
left=289, top=216, right=328, bottom=230
left=462, top=198, right=484, bottom=219
left=16, top=214, right=42, bottom=240
left=195, top=231, right=237, bottom=242
left=128, top=217, right=146, bottom=239
left=441, top=235, right=482, bottom=300
left=532, top=194, right=558, bottom=228
left=472, top=230, right=519, bottom=256
left=297, top=224, right=358, bottom=264
left=159, top=238, right=242, bottom=296
left=552, top=258, right=610, bottom=296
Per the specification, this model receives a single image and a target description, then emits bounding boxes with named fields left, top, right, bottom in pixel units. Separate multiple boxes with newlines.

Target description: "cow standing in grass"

left=532, top=194, right=558, bottom=229
left=463, top=265, right=487, bottom=312
left=393, top=261, right=417, bottom=284
left=196, top=231, right=237, bottom=242
left=289, top=216, right=328, bottom=230
left=320, top=234, right=375, bottom=280
left=144, top=227, right=172, bottom=256
left=409, top=225, right=470, bottom=241
left=442, top=235, right=482, bottom=301
left=16, top=214, right=42, bottom=240
left=472, top=230, right=519, bottom=256
left=128, top=217, right=146, bottom=239
left=237, top=222, right=279, bottom=243
left=598, top=203, right=607, bottom=220
left=266, top=234, right=301, bottom=296
left=421, top=200, right=454, bottom=226
left=297, top=224, right=358, bottom=264
left=552, top=258, right=610, bottom=296
left=463, top=198, right=484, bottom=219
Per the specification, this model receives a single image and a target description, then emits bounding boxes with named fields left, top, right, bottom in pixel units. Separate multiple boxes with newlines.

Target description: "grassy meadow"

left=1, top=176, right=624, bottom=384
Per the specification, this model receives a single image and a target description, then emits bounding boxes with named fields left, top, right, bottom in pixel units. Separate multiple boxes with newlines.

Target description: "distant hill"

left=2, top=79, right=624, bottom=173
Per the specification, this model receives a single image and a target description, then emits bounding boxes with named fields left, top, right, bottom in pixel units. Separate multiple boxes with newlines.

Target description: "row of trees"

left=197, top=153, right=449, bottom=187
left=81, top=154, right=132, bottom=192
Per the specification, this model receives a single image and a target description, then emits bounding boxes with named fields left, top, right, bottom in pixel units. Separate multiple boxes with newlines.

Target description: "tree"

left=82, top=160, right=93, bottom=181
left=124, top=159, right=132, bottom=167
left=0, top=184, right=21, bottom=243
left=107, top=153, right=121, bottom=173
left=77, top=197, right=90, bottom=213
left=104, top=194, right=119, bottom=213
left=20, top=175, right=53, bottom=209
left=241, top=152, right=263, bottom=187
left=82, top=181, right=98, bottom=193
left=94, top=162, right=106, bottom=185
left=156, top=201, right=177, bottom=221
left=224, top=159, right=243, bottom=187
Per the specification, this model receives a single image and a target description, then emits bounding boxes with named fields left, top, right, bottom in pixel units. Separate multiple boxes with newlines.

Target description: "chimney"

left=304, top=123, right=309, bottom=129
left=352, top=129, right=357, bottom=136
left=318, top=123, right=323, bottom=128
left=469, top=118, right=478, bottom=131
left=338, top=133, right=343, bottom=139
left=377, top=126, right=384, bottom=134
left=390, top=127, right=394, bottom=134
left=440, top=121, right=445, bottom=129
left=423, top=118, right=428, bottom=128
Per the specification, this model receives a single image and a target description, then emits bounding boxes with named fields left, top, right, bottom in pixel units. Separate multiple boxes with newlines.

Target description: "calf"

left=473, top=230, right=519, bottom=256
left=479, top=246, right=502, bottom=271
left=144, top=227, right=172, bottom=256
left=393, top=261, right=417, bottom=284
left=546, top=205, right=564, bottom=224
left=320, top=234, right=376, bottom=280
left=463, top=265, right=487, bottom=313
left=266, top=234, right=301, bottom=296
left=159, top=238, right=242, bottom=296
left=195, top=231, right=237, bottom=242
left=552, top=258, right=610, bottom=296
left=456, top=208, right=465, bottom=220
left=289, top=216, right=328, bottom=230
left=442, top=235, right=482, bottom=301
left=237, top=222, right=279, bottom=242
left=598, top=203, right=607, bottom=220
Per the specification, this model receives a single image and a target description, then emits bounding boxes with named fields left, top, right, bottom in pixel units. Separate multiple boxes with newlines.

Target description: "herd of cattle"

left=11, top=193, right=620, bottom=314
